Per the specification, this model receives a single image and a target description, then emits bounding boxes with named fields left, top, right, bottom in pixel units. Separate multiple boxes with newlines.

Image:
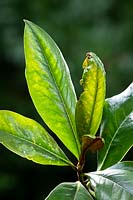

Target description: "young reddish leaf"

left=77, top=136, right=104, bottom=173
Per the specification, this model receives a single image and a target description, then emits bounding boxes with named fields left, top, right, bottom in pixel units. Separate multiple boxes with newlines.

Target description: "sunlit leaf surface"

left=24, top=20, right=80, bottom=158
left=75, top=52, right=106, bottom=139
left=0, top=110, right=73, bottom=166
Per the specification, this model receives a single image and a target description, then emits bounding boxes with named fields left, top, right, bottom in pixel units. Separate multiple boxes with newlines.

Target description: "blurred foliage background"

left=0, top=0, right=133, bottom=199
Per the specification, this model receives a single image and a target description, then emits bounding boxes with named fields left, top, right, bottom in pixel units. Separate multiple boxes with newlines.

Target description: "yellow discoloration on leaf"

left=75, top=52, right=106, bottom=139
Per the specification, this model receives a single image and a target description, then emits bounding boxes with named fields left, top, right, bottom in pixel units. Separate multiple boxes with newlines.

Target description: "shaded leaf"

left=45, top=181, right=93, bottom=200
left=75, top=52, right=106, bottom=139
left=98, top=83, right=133, bottom=170
left=87, top=162, right=133, bottom=200
left=0, top=110, right=73, bottom=166
left=24, top=20, right=80, bottom=159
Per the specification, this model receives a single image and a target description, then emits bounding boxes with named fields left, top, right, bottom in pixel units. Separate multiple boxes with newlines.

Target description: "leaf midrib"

left=73, top=182, right=80, bottom=200
left=86, top=66, right=98, bottom=134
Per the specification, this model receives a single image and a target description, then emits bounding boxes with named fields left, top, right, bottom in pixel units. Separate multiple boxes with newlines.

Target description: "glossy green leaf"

left=0, top=110, right=73, bottom=166
left=98, top=83, right=133, bottom=170
left=75, top=52, right=106, bottom=139
left=87, top=162, right=133, bottom=200
left=24, top=20, right=80, bottom=158
left=45, top=181, right=93, bottom=200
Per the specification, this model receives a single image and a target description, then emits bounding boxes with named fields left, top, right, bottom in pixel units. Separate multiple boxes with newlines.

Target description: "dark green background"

left=0, top=0, right=133, bottom=199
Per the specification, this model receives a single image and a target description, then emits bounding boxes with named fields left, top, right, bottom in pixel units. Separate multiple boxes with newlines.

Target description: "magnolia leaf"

left=98, top=83, right=133, bottom=170
left=87, top=162, right=133, bottom=200
left=45, top=181, right=93, bottom=200
left=24, top=20, right=80, bottom=159
left=0, top=110, right=73, bottom=166
left=75, top=52, right=106, bottom=139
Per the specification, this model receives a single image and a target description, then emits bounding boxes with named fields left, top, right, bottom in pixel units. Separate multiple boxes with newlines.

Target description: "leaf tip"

left=23, top=19, right=33, bottom=29
left=23, top=19, right=30, bottom=24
